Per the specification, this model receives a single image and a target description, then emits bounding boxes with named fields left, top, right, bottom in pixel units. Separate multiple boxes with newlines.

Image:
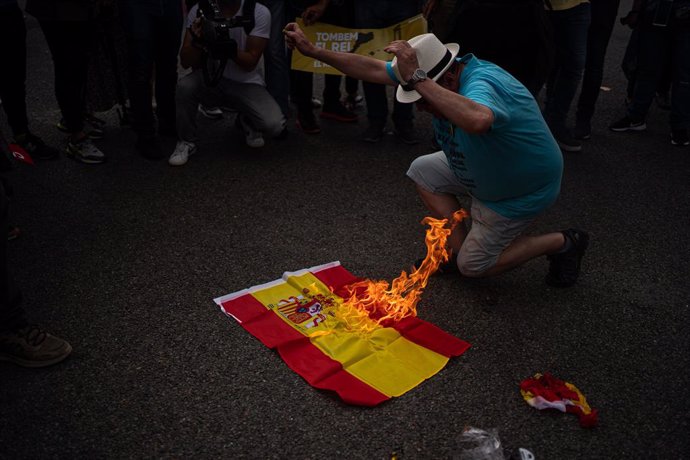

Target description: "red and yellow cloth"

left=214, top=262, right=470, bottom=406
left=520, top=372, right=598, bottom=428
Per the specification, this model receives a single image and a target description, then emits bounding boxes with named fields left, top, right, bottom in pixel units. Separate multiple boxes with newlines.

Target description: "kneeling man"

left=284, top=25, right=588, bottom=287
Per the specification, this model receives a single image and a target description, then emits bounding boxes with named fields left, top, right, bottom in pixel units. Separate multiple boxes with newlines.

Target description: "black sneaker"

left=13, top=132, right=60, bottom=160
left=0, top=324, right=72, bottom=368
left=670, top=129, right=689, bottom=147
left=320, top=102, right=358, bottom=122
left=394, top=123, right=420, bottom=145
left=361, top=123, right=386, bottom=143
left=553, top=128, right=582, bottom=152
left=573, top=122, right=591, bottom=140
left=609, top=116, right=646, bottom=132
left=296, top=111, right=321, bottom=134
left=136, top=135, right=167, bottom=160
left=545, top=228, right=589, bottom=288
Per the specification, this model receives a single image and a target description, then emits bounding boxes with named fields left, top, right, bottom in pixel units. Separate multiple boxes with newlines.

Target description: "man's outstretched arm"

left=284, top=23, right=395, bottom=85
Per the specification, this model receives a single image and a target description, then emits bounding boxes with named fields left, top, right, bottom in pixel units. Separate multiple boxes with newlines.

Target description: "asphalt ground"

left=1, top=2, right=689, bottom=458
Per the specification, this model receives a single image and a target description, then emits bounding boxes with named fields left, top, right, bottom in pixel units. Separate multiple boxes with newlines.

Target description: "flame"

left=320, top=209, right=468, bottom=336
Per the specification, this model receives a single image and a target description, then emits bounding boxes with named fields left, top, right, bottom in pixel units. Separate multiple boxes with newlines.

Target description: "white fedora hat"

left=392, top=33, right=460, bottom=104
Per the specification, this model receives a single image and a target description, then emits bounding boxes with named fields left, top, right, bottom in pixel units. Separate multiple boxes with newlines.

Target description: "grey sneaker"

left=168, top=140, right=197, bottom=166
left=66, top=138, right=106, bottom=164
left=0, top=325, right=72, bottom=368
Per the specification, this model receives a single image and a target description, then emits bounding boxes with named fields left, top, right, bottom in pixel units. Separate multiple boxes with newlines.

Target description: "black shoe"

left=296, top=111, right=321, bottom=134
left=573, top=122, right=591, bottom=140
left=553, top=128, right=582, bottom=152
left=609, top=116, right=646, bottom=132
left=13, top=132, right=60, bottom=160
left=136, top=135, right=166, bottom=160
left=361, top=123, right=386, bottom=143
left=670, top=129, right=689, bottom=147
left=545, top=228, right=589, bottom=288
left=395, top=123, right=419, bottom=145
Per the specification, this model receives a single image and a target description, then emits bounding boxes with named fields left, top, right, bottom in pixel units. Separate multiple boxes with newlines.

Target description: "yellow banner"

left=291, top=14, right=428, bottom=75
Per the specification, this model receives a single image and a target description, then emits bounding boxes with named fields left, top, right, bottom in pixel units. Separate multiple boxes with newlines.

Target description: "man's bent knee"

left=456, top=253, right=497, bottom=277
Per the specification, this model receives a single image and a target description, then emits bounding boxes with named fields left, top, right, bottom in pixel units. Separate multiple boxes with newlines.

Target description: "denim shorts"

left=407, top=151, right=535, bottom=275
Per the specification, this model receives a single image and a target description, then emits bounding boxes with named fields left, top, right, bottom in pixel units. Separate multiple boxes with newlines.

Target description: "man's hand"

left=189, top=18, right=207, bottom=51
left=284, top=22, right=317, bottom=57
left=422, top=0, right=438, bottom=19
left=302, top=0, right=329, bottom=26
left=383, top=40, right=420, bottom=83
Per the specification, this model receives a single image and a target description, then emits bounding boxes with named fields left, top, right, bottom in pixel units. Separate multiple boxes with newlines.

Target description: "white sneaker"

left=198, top=105, right=223, bottom=120
left=168, top=140, right=196, bottom=166
left=237, top=115, right=265, bottom=148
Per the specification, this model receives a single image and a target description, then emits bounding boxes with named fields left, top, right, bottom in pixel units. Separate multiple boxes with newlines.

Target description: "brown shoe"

left=0, top=325, right=72, bottom=368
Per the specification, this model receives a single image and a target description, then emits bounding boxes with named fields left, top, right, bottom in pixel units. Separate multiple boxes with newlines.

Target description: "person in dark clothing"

left=573, top=0, right=621, bottom=140
left=24, top=0, right=107, bottom=164
left=119, top=0, right=184, bottom=159
left=0, top=0, right=60, bottom=161
left=0, top=136, right=72, bottom=368
left=424, top=0, right=554, bottom=99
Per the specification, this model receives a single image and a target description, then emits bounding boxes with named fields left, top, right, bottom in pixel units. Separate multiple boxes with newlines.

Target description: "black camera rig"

left=196, top=0, right=256, bottom=86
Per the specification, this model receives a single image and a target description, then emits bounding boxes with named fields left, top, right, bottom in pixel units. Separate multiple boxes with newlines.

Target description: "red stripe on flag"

left=221, top=294, right=389, bottom=406
left=312, top=264, right=470, bottom=358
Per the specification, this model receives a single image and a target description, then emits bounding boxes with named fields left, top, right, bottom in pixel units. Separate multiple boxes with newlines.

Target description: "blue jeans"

left=575, top=0, right=620, bottom=125
left=627, top=2, right=690, bottom=130
left=119, top=0, right=182, bottom=137
left=354, top=1, right=422, bottom=126
left=545, top=2, right=591, bottom=132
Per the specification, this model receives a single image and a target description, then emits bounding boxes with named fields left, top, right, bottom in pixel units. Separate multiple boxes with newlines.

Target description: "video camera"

left=197, top=0, right=254, bottom=61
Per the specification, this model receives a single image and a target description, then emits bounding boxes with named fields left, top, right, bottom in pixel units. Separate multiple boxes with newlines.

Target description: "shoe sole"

left=0, top=343, right=72, bottom=368
left=557, top=141, right=582, bottom=153
left=609, top=124, right=647, bottom=132
left=320, top=112, right=358, bottom=123
left=66, top=152, right=106, bottom=164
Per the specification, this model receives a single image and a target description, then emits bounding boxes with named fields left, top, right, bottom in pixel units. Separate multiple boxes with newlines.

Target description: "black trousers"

left=0, top=4, right=29, bottom=136
left=575, top=0, right=621, bottom=125
left=119, top=0, right=182, bottom=137
left=39, top=19, right=95, bottom=134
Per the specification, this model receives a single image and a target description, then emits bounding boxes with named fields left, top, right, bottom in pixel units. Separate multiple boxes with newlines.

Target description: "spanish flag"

left=214, top=262, right=470, bottom=406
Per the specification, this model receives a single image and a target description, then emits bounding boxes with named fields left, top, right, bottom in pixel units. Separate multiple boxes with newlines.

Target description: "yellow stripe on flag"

left=250, top=272, right=449, bottom=397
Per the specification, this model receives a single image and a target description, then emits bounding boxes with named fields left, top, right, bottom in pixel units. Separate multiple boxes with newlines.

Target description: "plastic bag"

left=457, top=427, right=505, bottom=460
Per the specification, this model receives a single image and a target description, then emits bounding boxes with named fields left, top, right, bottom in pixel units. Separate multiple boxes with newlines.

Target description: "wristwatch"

left=408, top=68, right=428, bottom=88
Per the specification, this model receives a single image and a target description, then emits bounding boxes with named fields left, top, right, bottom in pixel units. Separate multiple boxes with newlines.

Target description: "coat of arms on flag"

left=214, top=213, right=471, bottom=406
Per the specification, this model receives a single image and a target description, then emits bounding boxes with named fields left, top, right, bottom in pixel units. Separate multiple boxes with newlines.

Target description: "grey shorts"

left=407, top=151, right=535, bottom=275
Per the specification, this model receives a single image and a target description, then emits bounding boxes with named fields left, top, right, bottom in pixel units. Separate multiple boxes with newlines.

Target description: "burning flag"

left=214, top=213, right=470, bottom=406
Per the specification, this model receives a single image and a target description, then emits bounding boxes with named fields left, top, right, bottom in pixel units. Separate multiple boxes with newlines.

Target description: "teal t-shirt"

left=433, top=54, right=563, bottom=219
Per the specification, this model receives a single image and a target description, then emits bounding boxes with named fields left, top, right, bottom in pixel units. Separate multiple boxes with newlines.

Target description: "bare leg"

left=416, top=184, right=467, bottom=251
left=479, top=233, right=565, bottom=277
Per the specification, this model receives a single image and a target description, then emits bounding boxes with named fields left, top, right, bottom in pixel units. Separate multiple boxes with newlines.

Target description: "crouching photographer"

left=170, top=0, right=286, bottom=166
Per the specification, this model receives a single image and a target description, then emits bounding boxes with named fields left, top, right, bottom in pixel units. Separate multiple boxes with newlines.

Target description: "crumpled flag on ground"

left=214, top=261, right=470, bottom=406
left=520, top=372, right=598, bottom=428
